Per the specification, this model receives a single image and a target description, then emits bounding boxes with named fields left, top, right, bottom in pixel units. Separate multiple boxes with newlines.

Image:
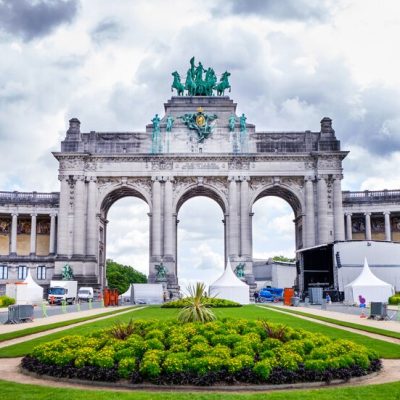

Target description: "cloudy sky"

left=1, top=0, right=399, bottom=287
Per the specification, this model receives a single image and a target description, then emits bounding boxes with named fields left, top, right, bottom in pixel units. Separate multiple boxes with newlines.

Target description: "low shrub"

left=0, top=295, right=15, bottom=307
left=23, top=318, right=381, bottom=386
left=388, top=294, right=400, bottom=305
left=162, top=297, right=242, bottom=308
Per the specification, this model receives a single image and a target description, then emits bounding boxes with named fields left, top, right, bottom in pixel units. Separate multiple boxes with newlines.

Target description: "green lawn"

left=1, top=379, right=400, bottom=400
left=0, top=306, right=137, bottom=343
left=260, top=305, right=400, bottom=339
left=0, top=305, right=400, bottom=358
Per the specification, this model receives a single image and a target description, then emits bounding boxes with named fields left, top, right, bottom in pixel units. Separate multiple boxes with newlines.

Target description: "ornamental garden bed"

left=21, top=318, right=381, bottom=386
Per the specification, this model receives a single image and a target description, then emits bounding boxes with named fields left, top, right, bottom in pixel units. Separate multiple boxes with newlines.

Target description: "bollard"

left=76, top=302, right=81, bottom=312
left=61, top=299, right=67, bottom=313
left=88, top=298, right=93, bottom=309
left=41, top=302, right=48, bottom=318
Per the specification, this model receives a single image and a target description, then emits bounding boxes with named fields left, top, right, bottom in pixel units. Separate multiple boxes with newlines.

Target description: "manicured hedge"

left=22, top=319, right=381, bottom=386
left=162, top=298, right=242, bottom=308
left=388, top=294, right=400, bottom=305
left=0, top=295, right=15, bottom=307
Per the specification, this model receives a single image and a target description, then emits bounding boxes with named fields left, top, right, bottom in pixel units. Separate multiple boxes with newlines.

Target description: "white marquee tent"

left=209, top=261, right=250, bottom=304
left=344, top=258, right=394, bottom=305
left=6, top=269, right=44, bottom=305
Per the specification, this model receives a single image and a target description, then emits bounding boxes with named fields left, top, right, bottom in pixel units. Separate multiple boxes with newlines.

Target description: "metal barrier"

left=6, top=305, right=34, bottom=324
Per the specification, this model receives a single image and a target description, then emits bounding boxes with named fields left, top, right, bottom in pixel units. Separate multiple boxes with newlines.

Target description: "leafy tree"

left=272, top=255, right=295, bottom=263
left=106, top=259, right=147, bottom=294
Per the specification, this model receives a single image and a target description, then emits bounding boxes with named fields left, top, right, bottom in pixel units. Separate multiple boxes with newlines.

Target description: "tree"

left=106, top=259, right=147, bottom=294
left=272, top=255, right=295, bottom=263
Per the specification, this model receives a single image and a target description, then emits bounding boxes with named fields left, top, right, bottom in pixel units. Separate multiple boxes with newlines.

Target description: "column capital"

left=345, top=212, right=352, bottom=216
left=228, top=176, right=238, bottom=182
left=364, top=212, right=372, bottom=216
left=317, top=174, right=328, bottom=181
left=50, top=212, right=57, bottom=218
left=58, top=174, right=69, bottom=182
left=30, top=212, right=38, bottom=217
left=304, top=176, right=315, bottom=182
left=73, top=175, right=85, bottom=182
left=163, top=176, right=174, bottom=183
left=11, top=212, right=18, bottom=217
left=240, top=176, right=250, bottom=182
left=332, top=174, right=343, bottom=181
left=86, top=176, right=97, bottom=183
left=151, top=176, right=162, bottom=182
left=383, top=211, right=391, bottom=216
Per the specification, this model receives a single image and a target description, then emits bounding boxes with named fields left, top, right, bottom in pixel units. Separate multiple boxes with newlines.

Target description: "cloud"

left=0, top=0, right=79, bottom=42
left=90, top=18, right=123, bottom=44
left=213, top=0, right=332, bottom=22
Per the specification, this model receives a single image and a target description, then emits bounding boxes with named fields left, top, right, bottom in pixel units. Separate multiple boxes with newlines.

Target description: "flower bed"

left=162, top=298, right=241, bottom=308
left=22, top=319, right=381, bottom=386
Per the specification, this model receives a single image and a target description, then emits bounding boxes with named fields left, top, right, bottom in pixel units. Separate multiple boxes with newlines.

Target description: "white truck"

left=78, top=287, right=94, bottom=302
left=48, top=280, right=78, bottom=305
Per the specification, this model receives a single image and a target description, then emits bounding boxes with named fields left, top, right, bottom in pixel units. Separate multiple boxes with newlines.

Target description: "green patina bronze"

left=229, top=114, right=236, bottom=132
left=151, top=114, right=162, bottom=154
left=62, top=264, right=73, bottom=280
left=179, top=107, right=217, bottom=142
left=172, top=57, right=231, bottom=96
left=235, top=263, right=245, bottom=278
left=155, top=262, right=168, bottom=281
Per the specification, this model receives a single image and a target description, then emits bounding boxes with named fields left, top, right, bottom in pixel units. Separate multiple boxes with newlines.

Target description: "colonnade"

left=344, top=211, right=393, bottom=241
left=6, top=212, right=57, bottom=255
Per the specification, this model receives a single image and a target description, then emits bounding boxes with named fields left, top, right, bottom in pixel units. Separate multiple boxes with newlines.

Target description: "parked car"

left=78, top=287, right=94, bottom=302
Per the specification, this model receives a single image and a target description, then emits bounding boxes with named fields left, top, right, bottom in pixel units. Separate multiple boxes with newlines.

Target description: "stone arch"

left=98, top=182, right=151, bottom=218
left=173, top=182, right=228, bottom=214
left=250, top=183, right=304, bottom=217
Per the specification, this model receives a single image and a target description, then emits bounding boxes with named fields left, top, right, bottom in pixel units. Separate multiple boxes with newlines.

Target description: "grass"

left=260, top=304, right=400, bottom=340
left=1, top=379, right=400, bottom=400
left=0, top=306, right=400, bottom=358
left=0, top=306, right=137, bottom=343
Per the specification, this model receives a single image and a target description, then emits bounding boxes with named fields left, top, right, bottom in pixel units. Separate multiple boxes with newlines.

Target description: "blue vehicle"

left=259, top=287, right=283, bottom=302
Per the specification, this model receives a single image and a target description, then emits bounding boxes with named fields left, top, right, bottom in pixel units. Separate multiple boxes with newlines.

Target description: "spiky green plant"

left=177, top=282, right=216, bottom=323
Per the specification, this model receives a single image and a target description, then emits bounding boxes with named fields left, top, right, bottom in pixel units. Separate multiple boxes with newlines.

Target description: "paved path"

left=0, top=305, right=132, bottom=335
left=276, top=304, right=400, bottom=332
left=258, top=305, right=400, bottom=344
left=0, top=357, right=398, bottom=392
left=0, top=306, right=146, bottom=349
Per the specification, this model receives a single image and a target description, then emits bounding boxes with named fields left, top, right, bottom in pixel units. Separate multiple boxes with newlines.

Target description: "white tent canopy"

left=209, top=260, right=250, bottom=304
left=344, top=258, right=394, bottom=305
left=6, top=269, right=44, bottom=305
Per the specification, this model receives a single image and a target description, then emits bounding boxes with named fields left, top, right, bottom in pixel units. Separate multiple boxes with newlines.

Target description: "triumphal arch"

left=53, top=59, right=347, bottom=297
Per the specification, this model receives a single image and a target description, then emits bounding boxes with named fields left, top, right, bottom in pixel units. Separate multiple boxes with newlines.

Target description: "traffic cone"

left=360, top=308, right=367, bottom=318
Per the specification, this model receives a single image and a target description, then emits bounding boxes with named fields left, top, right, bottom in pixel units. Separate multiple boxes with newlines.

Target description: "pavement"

left=269, top=304, right=400, bottom=333
left=0, top=305, right=134, bottom=335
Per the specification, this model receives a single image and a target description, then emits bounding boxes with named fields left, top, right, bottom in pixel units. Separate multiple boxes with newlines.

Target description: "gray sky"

left=1, top=0, right=399, bottom=286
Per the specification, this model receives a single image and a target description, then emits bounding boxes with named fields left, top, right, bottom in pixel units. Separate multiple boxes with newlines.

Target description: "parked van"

left=78, top=287, right=94, bottom=302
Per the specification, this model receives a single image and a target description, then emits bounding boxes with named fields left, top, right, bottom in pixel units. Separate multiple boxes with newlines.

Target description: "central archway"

left=98, top=185, right=151, bottom=288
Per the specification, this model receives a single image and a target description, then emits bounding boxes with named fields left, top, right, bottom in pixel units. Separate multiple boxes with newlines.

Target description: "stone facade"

left=1, top=95, right=398, bottom=299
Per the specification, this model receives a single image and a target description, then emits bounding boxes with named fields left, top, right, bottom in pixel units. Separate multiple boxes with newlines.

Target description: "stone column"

left=86, top=177, right=98, bottom=256
left=151, top=177, right=162, bottom=257
left=57, top=175, right=70, bottom=256
left=228, top=176, right=239, bottom=258
left=49, top=213, right=56, bottom=254
left=240, top=176, right=251, bottom=257
left=304, top=177, right=315, bottom=247
left=384, top=211, right=391, bottom=241
left=10, top=212, right=18, bottom=255
left=73, top=175, right=86, bottom=256
left=163, top=177, right=174, bottom=259
left=333, top=176, right=345, bottom=241
left=30, top=213, right=37, bottom=255
left=317, top=175, right=329, bottom=244
left=365, top=212, right=372, bottom=240
left=345, top=213, right=352, bottom=240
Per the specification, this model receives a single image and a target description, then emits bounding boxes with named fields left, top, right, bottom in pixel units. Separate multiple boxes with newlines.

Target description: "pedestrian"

left=326, top=293, right=331, bottom=304
left=254, top=291, right=259, bottom=303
